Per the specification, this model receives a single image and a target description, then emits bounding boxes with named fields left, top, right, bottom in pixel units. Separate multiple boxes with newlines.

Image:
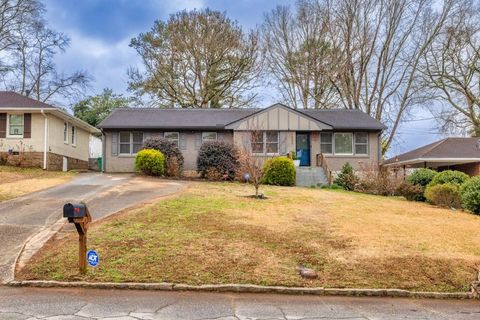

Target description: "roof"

left=0, top=91, right=100, bottom=134
left=99, top=105, right=386, bottom=131
left=384, top=137, right=480, bottom=166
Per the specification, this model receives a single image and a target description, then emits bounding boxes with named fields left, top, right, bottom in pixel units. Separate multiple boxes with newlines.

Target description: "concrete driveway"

left=0, top=173, right=185, bottom=283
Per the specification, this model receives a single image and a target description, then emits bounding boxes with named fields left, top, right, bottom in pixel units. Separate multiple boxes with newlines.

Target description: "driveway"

left=0, top=287, right=479, bottom=319
left=0, top=173, right=185, bottom=283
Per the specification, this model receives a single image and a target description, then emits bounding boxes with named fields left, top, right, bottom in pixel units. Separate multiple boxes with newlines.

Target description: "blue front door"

left=296, top=133, right=310, bottom=166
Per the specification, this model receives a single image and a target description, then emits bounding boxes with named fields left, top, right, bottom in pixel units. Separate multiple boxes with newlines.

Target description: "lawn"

left=17, top=182, right=480, bottom=292
left=0, top=165, right=74, bottom=202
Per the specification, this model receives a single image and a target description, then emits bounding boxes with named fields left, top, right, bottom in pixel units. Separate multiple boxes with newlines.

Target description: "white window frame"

left=320, top=132, right=333, bottom=155
left=6, top=113, right=24, bottom=138
left=333, top=132, right=354, bottom=155
left=252, top=131, right=279, bottom=155
left=354, top=132, right=369, bottom=155
left=71, top=126, right=76, bottom=147
left=119, top=131, right=144, bottom=155
left=164, top=132, right=179, bottom=147
left=63, top=122, right=69, bottom=144
left=202, top=132, right=217, bottom=144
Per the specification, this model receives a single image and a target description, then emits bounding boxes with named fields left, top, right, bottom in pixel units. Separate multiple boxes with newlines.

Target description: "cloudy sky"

left=43, top=0, right=442, bottom=157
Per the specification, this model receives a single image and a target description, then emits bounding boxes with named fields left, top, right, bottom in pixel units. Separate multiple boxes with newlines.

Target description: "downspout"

left=101, top=129, right=106, bottom=172
left=40, top=109, right=48, bottom=170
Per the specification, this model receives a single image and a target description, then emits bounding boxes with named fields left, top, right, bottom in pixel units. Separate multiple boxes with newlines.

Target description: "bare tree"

left=237, top=131, right=268, bottom=198
left=421, top=1, right=480, bottom=136
left=262, top=0, right=339, bottom=109
left=129, top=9, right=262, bottom=108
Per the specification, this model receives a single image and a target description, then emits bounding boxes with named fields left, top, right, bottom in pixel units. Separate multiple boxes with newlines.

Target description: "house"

left=383, top=137, right=480, bottom=176
left=99, top=104, right=385, bottom=184
left=0, top=91, right=100, bottom=170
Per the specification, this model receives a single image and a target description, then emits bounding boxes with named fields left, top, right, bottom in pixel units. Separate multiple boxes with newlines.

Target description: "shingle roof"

left=384, top=137, right=480, bottom=165
left=99, top=106, right=386, bottom=130
left=0, top=91, right=55, bottom=109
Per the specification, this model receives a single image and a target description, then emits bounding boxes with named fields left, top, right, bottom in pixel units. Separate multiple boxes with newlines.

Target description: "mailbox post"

left=63, top=202, right=92, bottom=274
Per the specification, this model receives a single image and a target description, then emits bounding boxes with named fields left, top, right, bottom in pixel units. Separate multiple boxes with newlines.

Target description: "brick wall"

left=439, top=162, right=480, bottom=177
left=0, top=151, right=88, bottom=171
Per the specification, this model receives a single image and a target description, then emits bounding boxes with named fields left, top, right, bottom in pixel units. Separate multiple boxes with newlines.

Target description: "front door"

left=296, top=133, right=310, bottom=166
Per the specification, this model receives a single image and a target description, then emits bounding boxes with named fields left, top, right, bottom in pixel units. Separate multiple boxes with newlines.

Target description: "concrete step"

left=295, top=167, right=328, bottom=187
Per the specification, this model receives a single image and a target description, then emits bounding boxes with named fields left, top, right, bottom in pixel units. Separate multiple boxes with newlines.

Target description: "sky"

left=43, top=0, right=443, bottom=158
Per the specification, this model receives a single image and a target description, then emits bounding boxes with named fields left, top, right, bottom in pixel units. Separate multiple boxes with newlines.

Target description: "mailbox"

left=63, top=203, right=86, bottom=219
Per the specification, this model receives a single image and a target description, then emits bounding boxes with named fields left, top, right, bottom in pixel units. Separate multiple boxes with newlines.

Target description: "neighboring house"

left=384, top=137, right=480, bottom=176
left=0, top=91, right=100, bottom=170
left=99, top=103, right=385, bottom=184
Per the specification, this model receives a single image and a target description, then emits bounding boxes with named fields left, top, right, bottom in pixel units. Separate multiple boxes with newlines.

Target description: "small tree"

left=334, top=162, right=359, bottom=191
left=237, top=148, right=265, bottom=198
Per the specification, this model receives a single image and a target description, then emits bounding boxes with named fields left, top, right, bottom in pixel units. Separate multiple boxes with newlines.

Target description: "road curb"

left=7, top=280, right=477, bottom=299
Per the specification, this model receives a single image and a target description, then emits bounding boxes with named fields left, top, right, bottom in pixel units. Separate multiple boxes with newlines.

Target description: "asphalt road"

left=0, top=287, right=479, bottom=319
left=0, top=173, right=185, bottom=283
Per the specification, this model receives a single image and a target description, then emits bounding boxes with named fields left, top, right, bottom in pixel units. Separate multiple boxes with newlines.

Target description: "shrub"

left=424, top=183, right=462, bottom=208
left=197, top=141, right=238, bottom=180
left=135, top=149, right=165, bottom=176
left=262, top=156, right=295, bottom=186
left=408, top=168, right=437, bottom=187
left=334, top=162, right=359, bottom=191
left=396, top=182, right=424, bottom=201
left=143, top=137, right=184, bottom=176
left=460, top=176, right=480, bottom=214
left=428, top=170, right=469, bottom=187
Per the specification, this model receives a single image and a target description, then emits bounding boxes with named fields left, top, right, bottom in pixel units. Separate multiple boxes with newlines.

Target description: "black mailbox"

left=63, top=203, right=86, bottom=218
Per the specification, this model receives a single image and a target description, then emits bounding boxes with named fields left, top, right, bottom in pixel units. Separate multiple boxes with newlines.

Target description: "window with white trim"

left=251, top=131, right=279, bottom=154
left=164, top=132, right=179, bottom=147
left=320, top=132, right=333, bottom=154
left=334, top=132, right=353, bottom=155
left=119, top=132, right=144, bottom=155
left=71, top=126, right=76, bottom=146
left=202, top=132, right=217, bottom=143
left=63, top=122, right=68, bottom=143
left=8, top=114, right=24, bottom=137
left=354, top=132, right=368, bottom=155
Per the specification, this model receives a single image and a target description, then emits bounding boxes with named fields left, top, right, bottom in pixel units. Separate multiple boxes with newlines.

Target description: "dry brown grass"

left=18, top=182, right=480, bottom=292
left=0, top=166, right=74, bottom=202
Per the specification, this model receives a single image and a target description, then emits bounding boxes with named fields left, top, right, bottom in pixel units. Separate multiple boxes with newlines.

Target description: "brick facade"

left=438, top=162, right=480, bottom=177
left=0, top=151, right=88, bottom=171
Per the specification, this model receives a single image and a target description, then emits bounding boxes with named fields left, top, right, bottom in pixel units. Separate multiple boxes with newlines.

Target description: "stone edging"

left=7, top=280, right=478, bottom=299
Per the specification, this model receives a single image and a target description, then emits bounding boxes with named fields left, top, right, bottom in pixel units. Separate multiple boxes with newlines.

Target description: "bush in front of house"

left=135, top=149, right=165, bottom=176
left=424, top=183, right=462, bottom=208
left=460, top=176, right=480, bottom=214
left=197, top=141, right=238, bottom=180
left=143, top=137, right=184, bottom=177
left=428, top=170, right=469, bottom=187
left=261, top=156, right=296, bottom=186
left=334, top=162, right=359, bottom=191
left=396, top=182, right=425, bottom=201
left=408, top=168, right=437, bottom=187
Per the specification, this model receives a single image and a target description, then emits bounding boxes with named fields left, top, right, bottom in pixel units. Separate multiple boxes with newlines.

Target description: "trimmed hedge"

left=197, top=141, right=238, bottom=180
left=135, top=149, right=165, bottom=176
left=143, top=137, right=184, bottom=176
left=460, top=176, right=480, bottom=214
left=425, top=183, right=462, bottom=208
left=408, top=168, right=437, bottom=187
left=428, top=170, right=469, bottom=187
left=262, top=156, right=295, bottom=186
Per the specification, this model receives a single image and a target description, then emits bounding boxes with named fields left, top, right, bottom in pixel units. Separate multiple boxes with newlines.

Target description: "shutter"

left=179, top=132, right=187, bottom=150
left=279, top=131, right=287, bottom=154
left=194, top=132, right=202, bottom=150
left=23, top=113, right=31, bottom=138
left=0, top=113, right=6, bottom=138
left=111, top=132, right=118, bottom=156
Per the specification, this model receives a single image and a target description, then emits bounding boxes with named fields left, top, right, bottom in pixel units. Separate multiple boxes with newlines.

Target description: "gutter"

left=40, top=109, right=48, bottom=170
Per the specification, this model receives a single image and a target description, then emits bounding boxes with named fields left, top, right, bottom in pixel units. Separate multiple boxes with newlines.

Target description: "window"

left=334, top=133, right=353, bottom=155
left=251, top=131, right=279, bottom=154
left=8, top=114, right=24, bottom=137
left=202, top=132, right=217, bottom=143
left=164, top=132, right=179, bottom=147
left=71, top=126, right=76, bottom=146
left=320, top=132, right=333, bottom=154
left=119, top=132, right=144, bottom=155
left=355, top=132, right=368, bottom=155
left=63, top=122, right=68, bottom=143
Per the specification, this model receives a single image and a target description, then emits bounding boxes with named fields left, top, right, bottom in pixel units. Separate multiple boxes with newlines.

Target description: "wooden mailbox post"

left=63, top=202, right=92, bottom=274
